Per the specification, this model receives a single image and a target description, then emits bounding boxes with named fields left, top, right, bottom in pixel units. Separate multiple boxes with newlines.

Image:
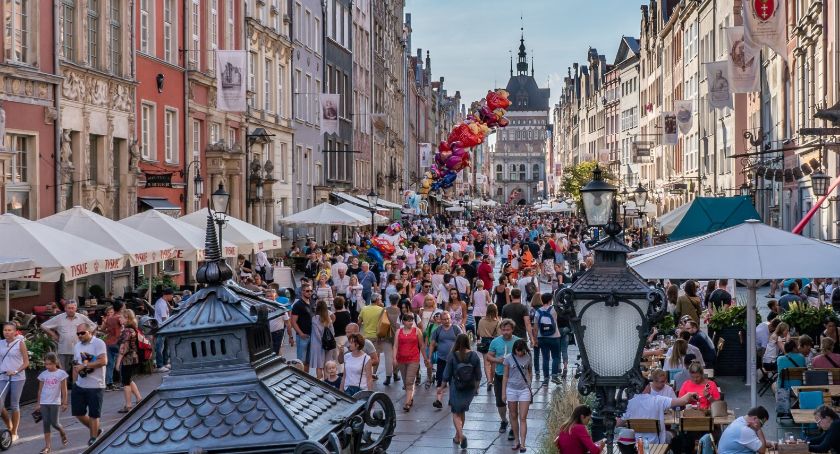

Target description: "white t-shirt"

left=756, top=323, right=770, bottom=349
left=41, top=313, right=94, bottom=355
left=73, top=337, right=107, bottom=389
left=38, top=369, right=69, bottom=405
left=422, top=244, right=437, bottom=260
left=154, top=297, right=170, bottom=325
left=622, top=394, right=673, bottom=443
left=649, top=385, right=677, bottom=399
left=343, top=352, right=370, bottom=391
left=717, top=416, right=763, bottom=453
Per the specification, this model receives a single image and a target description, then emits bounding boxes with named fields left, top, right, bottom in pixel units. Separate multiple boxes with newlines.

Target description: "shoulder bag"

left=376, top=307, right=392, bottom=339
left=510, top=354, right=534, bottom=403
left=343, top=354, right=367, bottom=396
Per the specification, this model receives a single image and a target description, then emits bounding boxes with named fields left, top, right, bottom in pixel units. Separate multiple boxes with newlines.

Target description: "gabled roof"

left=504, top=74, right=550, bottom=111
left=614, top=36, right=641, bottom=67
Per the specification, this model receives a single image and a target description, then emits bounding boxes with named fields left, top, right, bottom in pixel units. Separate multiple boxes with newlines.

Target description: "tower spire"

left=509, top=50, right=513, bottom=76
left=531, top=53, right=534, bottom=76
left=516, top=21, right=528, bottom=76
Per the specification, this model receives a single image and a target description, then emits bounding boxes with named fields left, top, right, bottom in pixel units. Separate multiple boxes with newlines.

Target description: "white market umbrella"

left=179, top=209, right=282, bottom=254
left=656, top=201, right=691, bottom=235
left=337, top=203, right=389, bottom=225
left=119, top=209, right=237, bottom=262
left=278, top=202, right=369, bottom=227
left=445, top=206, right=465, bottom=212
left=40, top=206, right=176, bottom=266
left=628, top=219, right=840, bottom=407
left=0, top=213, right=126, bottom=320
left=0, top=257, right=36, bottom=280
left=622, top=201, right=657, bottom=216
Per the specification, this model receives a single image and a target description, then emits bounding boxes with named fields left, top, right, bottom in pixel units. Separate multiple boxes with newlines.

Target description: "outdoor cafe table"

left=601, top=444, right=669, bottom=454
left=792, top=385, right=840, bottom=398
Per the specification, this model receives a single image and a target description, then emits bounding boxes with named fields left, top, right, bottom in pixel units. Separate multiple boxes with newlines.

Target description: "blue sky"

left=405, top=0, right=643, bottom=107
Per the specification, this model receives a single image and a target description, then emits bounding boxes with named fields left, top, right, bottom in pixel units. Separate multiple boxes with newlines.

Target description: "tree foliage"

left=561, top=161, right=617, bottom=206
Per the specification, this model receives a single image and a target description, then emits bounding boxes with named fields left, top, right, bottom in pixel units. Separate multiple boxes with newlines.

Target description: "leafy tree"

left=561, top=161, right=617, bottom=206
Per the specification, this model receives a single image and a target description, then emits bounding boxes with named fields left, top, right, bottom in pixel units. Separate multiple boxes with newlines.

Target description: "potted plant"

left=21, top=331, right=56, bottom=405
left=653, top=313, right=676, bottom=336
left=88, top=284, right=105, bottom=301
left=780, top=302, right=839, bottom=340
left=708, top=305, right=761, bottom=377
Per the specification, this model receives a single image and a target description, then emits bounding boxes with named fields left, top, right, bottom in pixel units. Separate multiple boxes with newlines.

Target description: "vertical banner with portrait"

left=419, top=143, right=432, bottom=168
left=726, top=26, right=760, bottom=93
left=320, top=94, right=340, bottom=136
left=705, top=61, right=734, bottom=110
left=215, top=50, right=247, bottom=112
left=662, top=112, right=678, bottom=146
left=674, top=100, right=694, bottom=135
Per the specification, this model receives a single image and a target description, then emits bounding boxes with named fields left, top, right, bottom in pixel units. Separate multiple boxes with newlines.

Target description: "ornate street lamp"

left=367, top=189, right=379, bottom=233
left=633, top=183, right=648, bottom=212
left=739, top=182, right=752, bottom=197
left=210, top=182, right=230, bottom=252
left=812, top=171, right=831, bottom=198
left=555, top=167, right=666, bottom=454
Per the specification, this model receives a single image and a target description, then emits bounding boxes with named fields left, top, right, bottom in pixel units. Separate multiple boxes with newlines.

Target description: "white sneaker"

left=154, top=366, right=170, bottom=373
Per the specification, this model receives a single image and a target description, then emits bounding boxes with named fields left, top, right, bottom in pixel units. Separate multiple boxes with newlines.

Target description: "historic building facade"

left=491, top=34, right=549, bottom=205
left=352, top=0, right=372, bottom=197
left=323, top=0, right=354, bottom=192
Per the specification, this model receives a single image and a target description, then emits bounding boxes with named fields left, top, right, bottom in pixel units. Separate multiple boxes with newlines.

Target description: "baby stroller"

left=0, top=378, right=14, bottom=450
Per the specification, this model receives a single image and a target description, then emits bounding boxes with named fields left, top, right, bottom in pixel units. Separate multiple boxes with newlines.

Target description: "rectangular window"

left=141, top=104, right=154, bottom=160
left=272, top=0, right=280, bottom=33
left=294, top=2, right=301, bottom=41
left=227, top=128, right=236, bottom=147
left=87, top=0, right=99, bottom=68
left=61, top=0, right=75, bottom=60
left=225, top=0, right=233, bottom=48
left=304, top=74, right=311, bottom=122
left=109, top=0, right=121, bottom=74
left=4, top=0, right=30, bottom=63
left=294, top=145, right=301, bottom=180
left=163, top=0, right=174, bottom=63
left=314, top=80, right=320, bottom=126
left=192, top=119, right=201, bottom=159
left=279, top=142, right=287, bottom=181
left=3, top=135, right=28, bottom=184
left=264, top=58, right=272, bottom=112
left=209, top=122, right=220, bottom=144
left=139, top=0, right=149, bottom=54
left=277, top=63, right=284, bottom=117
left=209, top=0, right=218, bottom=69
left=304, top=9, right=311, bottom=47
left=314, top=17, right=320, bottom=53
left=88, top=134, right=100, bottom=184
left=294, top=70, right=302, bottom=119
left=164, top=109, right=177, bottom=164
left=190, top=0, right=199, bottom=69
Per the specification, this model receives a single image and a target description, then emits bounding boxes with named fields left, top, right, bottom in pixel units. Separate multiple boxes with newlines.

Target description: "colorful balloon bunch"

left=366, top=222, right=406, bottom=269
left=419, top=89, right=512, bottom=195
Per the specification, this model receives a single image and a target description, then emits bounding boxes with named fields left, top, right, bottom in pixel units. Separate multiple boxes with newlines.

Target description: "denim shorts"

left=71, top=385, right=103, bottom=419
left=296, top=335, right=311, bottom=363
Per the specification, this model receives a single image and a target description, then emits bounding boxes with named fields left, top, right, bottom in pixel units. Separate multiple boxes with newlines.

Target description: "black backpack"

left=322, top=326, right=336, bottom=351
left=453, top=352, right=476, bottom=391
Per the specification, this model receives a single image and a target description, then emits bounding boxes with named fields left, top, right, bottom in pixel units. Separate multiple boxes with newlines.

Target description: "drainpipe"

left=53, top=0, right=62, bottom=212
left=182, top=0, right=190, bottom=214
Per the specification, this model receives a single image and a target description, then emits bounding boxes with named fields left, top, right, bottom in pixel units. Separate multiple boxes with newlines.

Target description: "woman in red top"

left=678, top=361, right=721, bottom=410
left=392, top=313, right=430, bottom=412
left=555, top=405, right=605, bottom=454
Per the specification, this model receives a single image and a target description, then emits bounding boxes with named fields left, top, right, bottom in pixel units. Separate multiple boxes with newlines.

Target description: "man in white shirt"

left=71, top=323, right=107, bottom=446
left=516, top=268, right=537, bottom=301
left=422, top=242, right=437, bottom=261
left=619, top=391, right=698, bottom=443
left=153, top=288, right=174, bottom=372
left=41, top=300, right=94, bottom=376
left=718, top=406, right=773, bottom=454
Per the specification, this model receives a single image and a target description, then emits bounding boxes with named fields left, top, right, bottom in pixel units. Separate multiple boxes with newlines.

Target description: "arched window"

left=519, top=164, right=526, bottom=181
left=532, top=164, right=540, bottom=180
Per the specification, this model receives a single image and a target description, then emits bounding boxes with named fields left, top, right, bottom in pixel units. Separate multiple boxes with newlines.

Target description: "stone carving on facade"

left=263, top=159, right=274, bottom=178
left=89, top=79, right=108, bottom=106
left=60, top=129, right=74, bottom=169
left=43, top=106, right=58, bottom=124
left=62, top=71, right=85, bottom=101
left=128, top=139, right=141, bottom=174
left=112, top=84, right=132, bottom=112
left=209, top=87, right=217, bottom=108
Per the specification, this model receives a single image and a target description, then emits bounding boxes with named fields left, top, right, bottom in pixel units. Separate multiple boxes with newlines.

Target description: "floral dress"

left=118, top=327, right=139, bottom=366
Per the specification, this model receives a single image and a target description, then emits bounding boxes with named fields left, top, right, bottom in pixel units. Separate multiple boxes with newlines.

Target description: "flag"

left=320, top=94, right=340, bottom=136
left=674, top=100, right=694, bottom=135
left=419, top=143, right=432, bottom=168
left=705, top=61, right=734, bottom=110
left=215, top=50, right=247, bottom=112
left=726, top=27, right=760, bottom=93
left=743, top=0, right=787, bottom=61
left=662, top=112, right=678, bottom=146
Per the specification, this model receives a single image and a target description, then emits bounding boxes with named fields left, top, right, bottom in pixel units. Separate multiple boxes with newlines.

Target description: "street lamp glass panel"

left=367, top=190, right=379, bottom=209
left=194, top=173, right=205, bottom=198
left=211, top=182, right=230, bottom=213
left=581, top=186, right=616, bottom=228
left=739, top=182, right=751, bottom=197
left=812, top=172, right=831, bottom=197
left=574, top=297, right=649, bottom=377
left=634, top=183, right=648, bottom=209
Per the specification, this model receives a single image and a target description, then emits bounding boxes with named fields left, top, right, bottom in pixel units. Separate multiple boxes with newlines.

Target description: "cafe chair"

left=680, top=416, right=713, bottom=433
left=805, top=370, right=830, bottom=386
left=780, top=367, right=807, bottom=389
left=826, top=368, right=840, bottom=385
left=799, top=390, right=824, bottom=410
left=777, top=443, right=810, bottom=453
left=626, top=419, right=662, bottom=443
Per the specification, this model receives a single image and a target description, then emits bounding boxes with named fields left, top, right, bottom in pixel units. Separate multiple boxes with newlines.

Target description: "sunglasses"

left=76, top=331, right=87, bottom=336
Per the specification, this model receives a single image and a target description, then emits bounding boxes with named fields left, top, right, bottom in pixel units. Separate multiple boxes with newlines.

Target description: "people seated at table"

left=664, top=339, right=689, bottom=373
left=812, top=337, right=840, bottom=369
left=666, top=331, right=705, bottom=368
left=618, top=388, right=699, bottom=443
left=809, top=405, right=840, bottom=453
left=798, top=334, right=816, bottom=367
left=761, top=321, right=790, bottom=372
left=554, top=405, right=605, bottom=454
left=776, top=340, right=806, bottom=389
left=685, top=320, right=716, bottom=367
left=820, top=318, right=840, bottom=355
left=646, top=369, right=676, bottom=399
left=756, top=319, right=781, bottom=376
left=674, top=355, right=697, bottom=391
left=717, top=406, right=773, bottom=454
left=678, top=362, right=720, bottom=410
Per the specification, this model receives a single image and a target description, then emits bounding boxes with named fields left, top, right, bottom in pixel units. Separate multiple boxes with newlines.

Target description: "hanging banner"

left=662, top=112, right=678, bottom=146
left=743, top=0, right=787, bottom=61
left=705, top=61, right=734, bottom=110
left=320, top=94, right=340, bottom=136
left=674, top=100, right=694, bottom=135
left=419, top=143, right=432, bottom=168
left=726, top=26, right=760, bottom=93
left=215, top=50, right=247, bottom=112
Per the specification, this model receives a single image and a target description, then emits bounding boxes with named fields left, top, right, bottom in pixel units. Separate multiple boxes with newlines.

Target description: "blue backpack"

left=536, top=308, right=556, bottom=337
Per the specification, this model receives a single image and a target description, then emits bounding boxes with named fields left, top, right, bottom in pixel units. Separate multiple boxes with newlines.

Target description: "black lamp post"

left=555, top=166, right=666, bottom=454
left=367, top=189, right=379, bottom=234
left=812, top=171, right=831, bottom=198
left=211, top=182, right=230, bottom=252
left=634, top=183, right=648, bottom=228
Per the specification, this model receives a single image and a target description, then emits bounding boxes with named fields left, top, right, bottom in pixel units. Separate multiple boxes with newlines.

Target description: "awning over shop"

left=656, top=202, right=691, bottom=235
left=331, top=192, right=393, bottom=211
left=139, top=197, right=181, bottom=215
left=669, top=196, right=761, bottom=241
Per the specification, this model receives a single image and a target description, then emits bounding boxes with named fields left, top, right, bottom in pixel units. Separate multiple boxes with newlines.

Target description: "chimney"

left=425, top=50, right=431, bottom=73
